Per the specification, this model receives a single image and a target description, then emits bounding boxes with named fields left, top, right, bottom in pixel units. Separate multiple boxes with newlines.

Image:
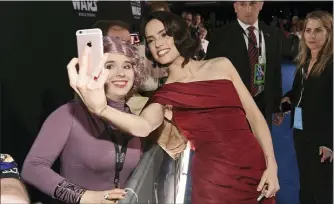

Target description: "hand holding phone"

left=280, top=101, right=292, bottom=113
left=76, top=28, right=103, bottom=76
left=257, top=184, right=268, bottom=201
left=280, top=97, right=292, bottom=113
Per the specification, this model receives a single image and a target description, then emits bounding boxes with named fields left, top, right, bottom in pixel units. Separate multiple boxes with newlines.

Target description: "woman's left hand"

left=319, top=146, right=333, bottom=163
left=257, top=162, right=280, bottom=198
left=273, top=113, right=284, bottom=126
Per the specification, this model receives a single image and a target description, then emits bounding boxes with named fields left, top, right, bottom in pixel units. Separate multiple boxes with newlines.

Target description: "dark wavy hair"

left=140, top=11, right=201, bottom=67
left=103, top=36, right=147, bottom=95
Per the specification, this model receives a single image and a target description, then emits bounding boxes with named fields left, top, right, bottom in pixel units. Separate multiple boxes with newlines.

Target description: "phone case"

left=76, top=28, right=103, bottom=76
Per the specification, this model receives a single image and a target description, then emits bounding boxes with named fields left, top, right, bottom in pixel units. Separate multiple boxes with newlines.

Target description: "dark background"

left=170, top=1, right=332, bottom=21
left=0, top=1, right=332, bottom=203
left=1, top=1, right=148, bottom=202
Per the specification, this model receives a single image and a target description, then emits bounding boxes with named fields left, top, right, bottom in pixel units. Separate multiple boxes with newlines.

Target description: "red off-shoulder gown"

left=150, top=79, right=275, bottom=204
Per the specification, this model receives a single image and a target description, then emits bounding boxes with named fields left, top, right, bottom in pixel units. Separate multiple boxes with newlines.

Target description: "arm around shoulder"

left=100, top=102, right=165, bottom=137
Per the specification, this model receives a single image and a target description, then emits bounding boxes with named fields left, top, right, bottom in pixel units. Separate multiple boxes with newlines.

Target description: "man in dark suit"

left=206, top=1, right=298, bottom=128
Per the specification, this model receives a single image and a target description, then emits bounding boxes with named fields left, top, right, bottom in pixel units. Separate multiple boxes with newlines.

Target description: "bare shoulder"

left=203, top=57, right=235, bottom=79
left=209, top=57, right=233, bottom=66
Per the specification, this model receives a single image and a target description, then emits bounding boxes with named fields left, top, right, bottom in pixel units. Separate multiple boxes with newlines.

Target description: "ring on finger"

left=104, top=192, right=110, bottom=200
left=104, top=193, right=120, bottom=203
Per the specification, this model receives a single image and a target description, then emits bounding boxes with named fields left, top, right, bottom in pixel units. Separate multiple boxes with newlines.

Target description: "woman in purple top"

left=21, top=36, right=147, bottom=204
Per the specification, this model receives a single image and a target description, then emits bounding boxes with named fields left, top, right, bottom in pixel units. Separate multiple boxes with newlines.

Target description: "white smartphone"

left=76, top=28, right=103, bottom=76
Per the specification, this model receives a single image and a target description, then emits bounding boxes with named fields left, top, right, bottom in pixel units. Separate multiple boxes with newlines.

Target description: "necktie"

left=247, top=26, right=259, bottom=96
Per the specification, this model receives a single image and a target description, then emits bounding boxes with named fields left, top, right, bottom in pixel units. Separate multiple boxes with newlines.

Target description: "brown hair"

left=103, top=36, right=148, bottom=94
left=295, top=10, right=333, bottom=76
left=93, top=20, right=130, bottom=35
left=149, top=1, right=170, bottom=12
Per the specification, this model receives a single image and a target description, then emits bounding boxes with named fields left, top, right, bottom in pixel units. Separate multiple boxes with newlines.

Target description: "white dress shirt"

left=237, top=19, right=266, bottom=64
left=201, top=39, right=209, bottom=53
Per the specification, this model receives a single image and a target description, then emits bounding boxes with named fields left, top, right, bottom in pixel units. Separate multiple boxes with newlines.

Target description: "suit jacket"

left=206, top=20, right=299, bottom=126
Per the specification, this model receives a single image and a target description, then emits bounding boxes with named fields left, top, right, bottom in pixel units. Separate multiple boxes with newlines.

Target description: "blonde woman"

left=274, top=10, right=333, bottom=204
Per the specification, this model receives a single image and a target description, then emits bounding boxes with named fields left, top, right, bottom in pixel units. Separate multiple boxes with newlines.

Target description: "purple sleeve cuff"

left=53, top=180, right=86, bottom=204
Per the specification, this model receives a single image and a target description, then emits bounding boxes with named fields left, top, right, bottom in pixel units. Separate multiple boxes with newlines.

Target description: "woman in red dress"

left=67, top=11, right=279, bottom=204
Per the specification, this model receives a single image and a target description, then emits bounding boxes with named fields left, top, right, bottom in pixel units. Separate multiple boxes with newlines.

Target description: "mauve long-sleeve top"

left=21, top=100, right=142, bottom=197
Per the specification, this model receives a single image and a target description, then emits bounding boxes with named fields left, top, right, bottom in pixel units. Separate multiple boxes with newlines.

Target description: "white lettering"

left=87, top=1, right=98, bottom=12
left=86, top=13, right=96, bottom=17
left=131, top=6, right=141, bottom=17
left=72, top=0, right=98, bottom=18
left=72, top=1, right=81, bottom=10
left=80, top=1, right=88, bottom=11
left=120, top=154, right=125, bottom=163
left=3, top=168, right=18, bottom=174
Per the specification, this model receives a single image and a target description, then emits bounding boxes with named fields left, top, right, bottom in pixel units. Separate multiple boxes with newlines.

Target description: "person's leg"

left=312, top=145, right=333, bottom=204
left=293, top=132, right=315, bottom=204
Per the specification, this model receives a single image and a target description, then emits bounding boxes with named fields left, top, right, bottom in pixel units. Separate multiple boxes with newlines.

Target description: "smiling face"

left=145, top=19, right=180, bottom=65
left=303, top=18, right=328, bottom=52
left=104, top=53, right=135, bottom=100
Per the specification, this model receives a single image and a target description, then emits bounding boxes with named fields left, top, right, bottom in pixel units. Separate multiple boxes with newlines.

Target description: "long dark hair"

left=140, top=11, right=201, bottom=67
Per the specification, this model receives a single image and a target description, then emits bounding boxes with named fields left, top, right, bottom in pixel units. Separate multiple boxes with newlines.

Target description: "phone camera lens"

left=79, top=31, right=82, bottom=34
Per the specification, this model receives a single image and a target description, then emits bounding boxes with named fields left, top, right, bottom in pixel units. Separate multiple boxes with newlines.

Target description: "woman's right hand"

left=281, top=97, right=291, bottom=104
left=273, top=113, right=284, bottom=126
left=67, top=47, right=110, bottom=116
left=80, top=189, right=127, bottom=204
left=273, top=97, right=291, bottom=126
